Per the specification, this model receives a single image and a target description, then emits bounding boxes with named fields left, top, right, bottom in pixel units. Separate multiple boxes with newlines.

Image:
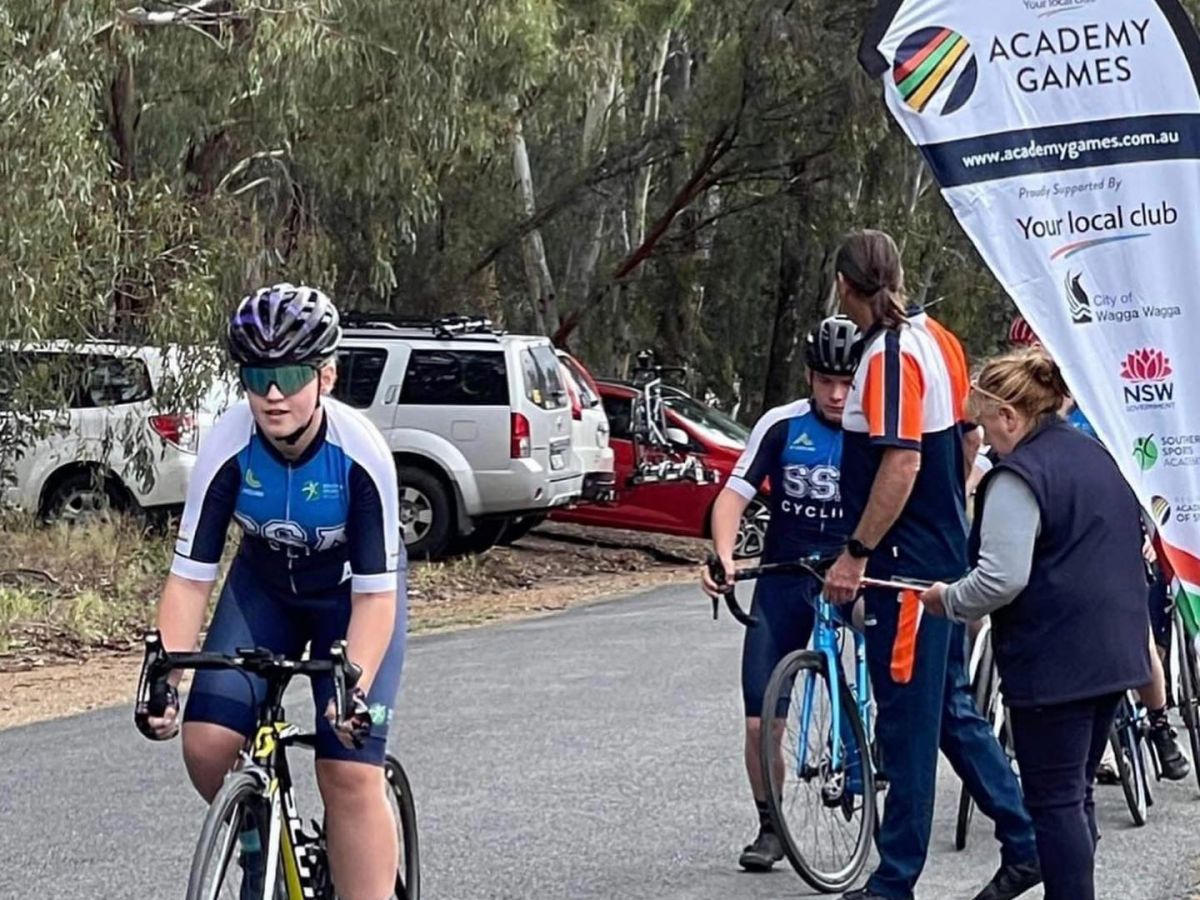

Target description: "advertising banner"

left=861, top=0, right=1200, bottom=630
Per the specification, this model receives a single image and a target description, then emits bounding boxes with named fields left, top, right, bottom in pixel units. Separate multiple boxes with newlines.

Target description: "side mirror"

left=666, top=426, right=690, bottom=447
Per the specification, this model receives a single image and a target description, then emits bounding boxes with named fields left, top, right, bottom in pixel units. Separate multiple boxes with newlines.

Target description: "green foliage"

left=6, top=0, right=1181, bottom=457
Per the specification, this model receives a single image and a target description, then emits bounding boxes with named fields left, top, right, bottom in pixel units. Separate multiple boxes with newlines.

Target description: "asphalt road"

left=2, top=582, right=1198, bottom=899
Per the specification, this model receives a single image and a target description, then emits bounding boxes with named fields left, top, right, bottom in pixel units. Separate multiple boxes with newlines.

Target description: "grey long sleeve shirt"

left=943, top=470, right=1041, bottom=623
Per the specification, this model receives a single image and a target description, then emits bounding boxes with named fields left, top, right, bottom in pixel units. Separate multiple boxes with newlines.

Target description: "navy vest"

left=969, top=420, right=1150, bottom=708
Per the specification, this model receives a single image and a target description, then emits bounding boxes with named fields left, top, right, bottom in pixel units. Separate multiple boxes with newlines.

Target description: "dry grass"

left=0, top=515, right=174, bottom=661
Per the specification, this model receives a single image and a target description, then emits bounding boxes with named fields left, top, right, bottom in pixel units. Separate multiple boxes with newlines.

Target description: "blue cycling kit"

left=727, top=399, right=847, bottom=563
left=173, top=399, right=406, bottom=764
left=727, top=400, right=851, bottom=715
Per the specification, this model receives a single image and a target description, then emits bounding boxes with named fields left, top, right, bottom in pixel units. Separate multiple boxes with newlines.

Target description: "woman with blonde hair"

left=921, top=348, right=1152, bottom=900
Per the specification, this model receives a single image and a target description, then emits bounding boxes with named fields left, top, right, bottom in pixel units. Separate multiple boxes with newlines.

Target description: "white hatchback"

left=0, top=342, right=232, bottom=521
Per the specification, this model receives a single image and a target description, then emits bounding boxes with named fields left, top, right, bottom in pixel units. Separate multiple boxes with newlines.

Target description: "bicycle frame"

left=134, top=631, right=361, bottom=900
left=796, top=593, right=872, bottom=775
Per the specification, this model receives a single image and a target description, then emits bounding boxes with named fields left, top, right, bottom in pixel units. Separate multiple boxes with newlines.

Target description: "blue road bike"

left=707, top=556, right=923, bottom=892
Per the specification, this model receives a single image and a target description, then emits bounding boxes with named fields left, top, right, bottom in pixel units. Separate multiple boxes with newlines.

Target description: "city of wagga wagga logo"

left=988, top=19, right=1149, bottom=93
left=1017, top=201, right=1177, bottom=240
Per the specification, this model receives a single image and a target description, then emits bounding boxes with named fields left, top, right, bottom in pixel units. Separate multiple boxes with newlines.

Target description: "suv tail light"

left=149, top=414, right=198, bottom=453
left=510, top=412, right=531, bottom=459
left=565, top=376, right=583, bottom=420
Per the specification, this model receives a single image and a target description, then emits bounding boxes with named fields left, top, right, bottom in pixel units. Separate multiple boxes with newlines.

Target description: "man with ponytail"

left=824, top=231, right=1040, bottom=900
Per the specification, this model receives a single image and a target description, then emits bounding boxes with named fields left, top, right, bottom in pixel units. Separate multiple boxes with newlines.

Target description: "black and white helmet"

left=227, top=283, right=342, bottom=366
left=804, top=315, right=861, bottom=376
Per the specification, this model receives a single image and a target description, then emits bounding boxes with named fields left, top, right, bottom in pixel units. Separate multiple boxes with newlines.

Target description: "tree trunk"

left=633, top=28, right=672, bottom=248
left=762, top=219, right=803, bottom=413
left=510, top=100, right=558, bottom=335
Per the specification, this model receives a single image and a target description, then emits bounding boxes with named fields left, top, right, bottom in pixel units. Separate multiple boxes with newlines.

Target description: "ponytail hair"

left=835, top=229, right=908, bottom=330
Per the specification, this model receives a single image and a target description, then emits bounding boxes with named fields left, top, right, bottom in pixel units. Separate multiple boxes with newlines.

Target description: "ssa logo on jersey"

left=780, top=464, right=844, bottom=521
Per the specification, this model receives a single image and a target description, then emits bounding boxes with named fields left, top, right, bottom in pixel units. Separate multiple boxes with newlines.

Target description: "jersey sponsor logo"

left=789, top=432, right=816, bottom=451
left=302, top=480, right=321, bottom=502
left=245, top=469, right=263, bottom=490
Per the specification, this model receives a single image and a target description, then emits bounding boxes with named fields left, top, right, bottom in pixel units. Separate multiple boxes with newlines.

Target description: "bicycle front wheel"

left=1111, top=696, right=1150, bottom=827
left=1173, top=607, right=1200, bottom=796
left=385, top=756, right=421, bottom=900
left=762, top=650, right=875, bottom=893
left=186, top=770, right=274, bottom=900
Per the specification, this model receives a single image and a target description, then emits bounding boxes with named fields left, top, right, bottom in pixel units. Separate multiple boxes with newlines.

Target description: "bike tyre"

left=186, top=771, right=271, bottom=900
left=762, top=650, right=875, bottom=893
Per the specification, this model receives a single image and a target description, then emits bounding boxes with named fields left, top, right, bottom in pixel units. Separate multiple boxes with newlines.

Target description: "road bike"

left=706, top=556, right=911, bottom=892
left=1110, top=690, right=1154, bottom=827
left=629, top=350, right=718, bottom=486
left=134, top=630, right=420, bottom=900
left=954, top=620, right=1015, bottom=851
left=1167, top=601, right=1200, bottom=796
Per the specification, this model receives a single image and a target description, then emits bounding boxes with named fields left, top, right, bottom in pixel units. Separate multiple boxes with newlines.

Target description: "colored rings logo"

left=894, top=27, right=978, bottom=116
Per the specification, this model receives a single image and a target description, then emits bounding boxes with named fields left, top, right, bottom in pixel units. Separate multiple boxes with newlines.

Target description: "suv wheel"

left=734, top=498, right=770, bottom=559
left=43, top=471, right=128, bottom=525
left=398, top=467, right=453, bottom=559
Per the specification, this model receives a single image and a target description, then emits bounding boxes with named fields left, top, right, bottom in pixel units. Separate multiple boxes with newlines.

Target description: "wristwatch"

left=846, top=538, right=874, bottom=560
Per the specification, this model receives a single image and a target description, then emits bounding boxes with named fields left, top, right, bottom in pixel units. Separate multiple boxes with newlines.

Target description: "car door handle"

left=384, top=385, right=398, bottom=404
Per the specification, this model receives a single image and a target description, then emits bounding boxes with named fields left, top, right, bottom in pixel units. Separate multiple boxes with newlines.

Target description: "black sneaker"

left=971, top=860, right=1042, bottom=900
left=738, top=828, right=784, bottom=872
left=1148, top=719, right=1191, bottom=781
left=841, top=888, right=900, bottom=899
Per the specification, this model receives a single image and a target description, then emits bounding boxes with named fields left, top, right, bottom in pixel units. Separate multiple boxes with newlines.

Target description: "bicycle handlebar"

left=133, top=629, right=363, bottom=742
left=703, top=553, right=934, bottom=629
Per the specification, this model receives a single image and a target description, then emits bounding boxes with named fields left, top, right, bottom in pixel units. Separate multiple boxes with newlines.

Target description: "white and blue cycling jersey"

left=725, top=399, right=848, bottom=563
left=171, top=398, right=403, bottom=598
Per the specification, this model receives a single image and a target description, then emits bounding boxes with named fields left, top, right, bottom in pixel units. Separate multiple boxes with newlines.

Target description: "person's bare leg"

left=182, top=722, right=245, bottom=801
left=317, top=759, right=398, bottom=900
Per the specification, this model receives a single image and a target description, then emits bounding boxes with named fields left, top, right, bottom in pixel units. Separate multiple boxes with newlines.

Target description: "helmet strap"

left=280, top=393, right=322, bottom=447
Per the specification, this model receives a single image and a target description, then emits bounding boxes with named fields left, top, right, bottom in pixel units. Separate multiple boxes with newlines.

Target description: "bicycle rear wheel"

left=186, top=771, right=275, bottom=900
left=1173, top=607, right=1200, bottom=796
left=385, top=756, right=421, bottom=900
left=762, top=650, right=875, bottom=893
left=955, top=639, right=994, bottom=852
left=1111, top=695, right=1150, bottom=827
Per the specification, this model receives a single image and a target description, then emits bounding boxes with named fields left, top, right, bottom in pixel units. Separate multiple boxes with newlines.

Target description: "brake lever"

left=704, top=553, right=758, bottom=627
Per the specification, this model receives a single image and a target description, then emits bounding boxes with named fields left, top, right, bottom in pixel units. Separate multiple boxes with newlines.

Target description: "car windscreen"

left=663, top=394, right=749, bottom=447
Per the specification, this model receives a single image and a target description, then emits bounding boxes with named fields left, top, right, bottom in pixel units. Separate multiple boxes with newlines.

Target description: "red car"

left=553, top=380, right=770, bottom=557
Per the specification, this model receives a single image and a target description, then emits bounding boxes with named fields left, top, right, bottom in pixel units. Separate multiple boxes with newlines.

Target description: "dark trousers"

left=1008, top=692, right=1122, bottom=900
left=863, top=585, right=1038, bottom=899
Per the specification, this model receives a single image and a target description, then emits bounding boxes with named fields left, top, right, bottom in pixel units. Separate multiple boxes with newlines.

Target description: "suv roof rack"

left=342, top=312, right=503, bottom=340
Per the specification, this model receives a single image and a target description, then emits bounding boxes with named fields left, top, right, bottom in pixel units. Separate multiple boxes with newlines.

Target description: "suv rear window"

left=400, top=349, right=509, bottom=406
left=1, top=352, right=152, bottom=409
left=522, top=345, right=567, bottom=410
left=334, top=348, right=388, bottom=408
left=559, top=355, right=600, bottom=408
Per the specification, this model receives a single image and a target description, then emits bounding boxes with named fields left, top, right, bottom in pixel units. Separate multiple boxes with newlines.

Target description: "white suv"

left=0, top=342, right=232, bottom=522
left=331, top=316, right=583, bottom=557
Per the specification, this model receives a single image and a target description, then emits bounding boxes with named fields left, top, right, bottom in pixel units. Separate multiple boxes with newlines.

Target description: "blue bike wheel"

left=761, top=650, right=875, bottom=893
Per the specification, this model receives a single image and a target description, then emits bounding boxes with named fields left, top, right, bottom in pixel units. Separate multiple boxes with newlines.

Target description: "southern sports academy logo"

left=893, top=27, right=978, bottom=116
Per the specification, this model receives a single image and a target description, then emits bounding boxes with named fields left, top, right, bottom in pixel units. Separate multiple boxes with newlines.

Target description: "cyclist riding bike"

left=1006, top=315, right=1189, bottom=782
left=140, top=284, right=407, bottom=900
left=700, top=315, right=860, bottom=872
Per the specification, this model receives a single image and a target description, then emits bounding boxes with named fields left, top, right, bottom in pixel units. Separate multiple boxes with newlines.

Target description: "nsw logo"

left=893, top=27, right=978, bottom=116
left=1120, top=348, right=1174, bottom=409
